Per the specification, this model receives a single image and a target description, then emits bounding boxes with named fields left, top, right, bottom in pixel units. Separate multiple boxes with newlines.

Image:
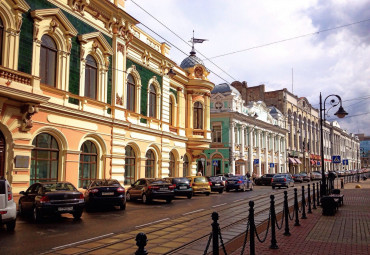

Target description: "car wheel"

left=187, top=194, right=192, bottom=199
left=142, top=194, right=150, bottom=204
left=205, top=192, right=210, bottom=196
left=250, top=184, right=253, bottom=191
left=119, top=202, right=126, bottom=210
left=33, top=207, right=42, bottom=223
left=6, top=220, right=16, bottom=232
left=126, top=192, right=131, bottom=202
left=272, top=186, right=275, bottom=189
left=18, top=202, right=24, bottom=216
left=226, top=189, right=230, bottom=192
left=166, top=198, right=172, bottom=203
left=218, top=190, right=223, bottom=194
left=73, top=211, right=83, bottom=220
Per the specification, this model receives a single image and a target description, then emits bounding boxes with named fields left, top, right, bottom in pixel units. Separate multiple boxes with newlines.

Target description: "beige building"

left=0, top=0, right=214, bottom=193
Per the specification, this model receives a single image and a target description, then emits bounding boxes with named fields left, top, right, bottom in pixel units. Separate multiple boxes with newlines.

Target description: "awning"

left=289, top=158, right=297, bottom=164
left=295, top=158, right=302, bottom=164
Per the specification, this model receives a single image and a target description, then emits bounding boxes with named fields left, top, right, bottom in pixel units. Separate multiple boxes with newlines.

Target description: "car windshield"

left=194, top=177, right=207, bottom=183
left=209, top=177, right=221, bottom=181
left=43, top=183, right=76, bottom=192
left=147, top=179, right=168, bottom=185
left=172, top=178, right=189, bottom=184
left=274, top=174, right=287, bottom=178
left=92, top=180, right=120, bottom=187
left=228, top=177, right=242, bottom=181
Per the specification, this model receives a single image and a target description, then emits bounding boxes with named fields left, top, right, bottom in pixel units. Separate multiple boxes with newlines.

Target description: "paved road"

left=0, top=183, right=309, bottom=255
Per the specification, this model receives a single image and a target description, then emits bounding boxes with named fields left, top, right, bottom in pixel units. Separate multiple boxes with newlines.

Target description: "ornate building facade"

left=203, top=83, right=287, bottom=177
left=0, top=0, right=214, bottom=192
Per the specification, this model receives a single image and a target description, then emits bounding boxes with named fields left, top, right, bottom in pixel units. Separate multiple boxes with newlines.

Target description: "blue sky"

left=125, top=0, right=370, bottom=135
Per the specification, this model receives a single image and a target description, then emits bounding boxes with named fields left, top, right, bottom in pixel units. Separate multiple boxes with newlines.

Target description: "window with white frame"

left=212, top=125, right=222, bottom=143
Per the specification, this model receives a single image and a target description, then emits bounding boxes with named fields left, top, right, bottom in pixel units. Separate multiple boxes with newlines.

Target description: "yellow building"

left=0, top=0, right=214, bottom=193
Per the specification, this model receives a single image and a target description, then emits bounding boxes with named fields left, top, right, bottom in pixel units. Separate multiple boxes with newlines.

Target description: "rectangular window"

left=127, top=83, right=135, bottom=111
left=212, top=126, right=222, bottom=143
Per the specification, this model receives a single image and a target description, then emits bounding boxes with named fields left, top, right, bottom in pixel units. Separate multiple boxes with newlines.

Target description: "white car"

left=0, top=178, right=16, bottom=231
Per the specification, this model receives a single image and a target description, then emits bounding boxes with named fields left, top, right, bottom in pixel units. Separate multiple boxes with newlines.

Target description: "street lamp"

left=319, top=93, right=348, bottom=196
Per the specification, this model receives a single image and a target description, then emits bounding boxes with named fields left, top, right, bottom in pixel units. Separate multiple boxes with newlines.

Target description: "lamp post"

left=319, top=93, right=348, bottom=196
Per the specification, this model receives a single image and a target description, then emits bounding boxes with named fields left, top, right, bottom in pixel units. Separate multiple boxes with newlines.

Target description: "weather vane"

left=189, top=30, right=208, bottom=55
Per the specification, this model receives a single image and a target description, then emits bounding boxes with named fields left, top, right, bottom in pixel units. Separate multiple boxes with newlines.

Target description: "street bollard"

left=283, top=191, right=291, bottom=236
left=341, top=178, right=344, bottom=189
left=135, top=233, right=148, bottom=255
left=301, top=186, right=307, bottom=219
left=211, top=212, right=219, bottom=255
left=312, top=183, right=317, bottom=209
left=249, top=201, right=256, bottom=255
left=294, top=188, right=300, bottom=226
left=317, top=182, right=321, bottom=206
left=307, top=184, right=312, bottom=214
left=269, top=195, right=278, bottom=249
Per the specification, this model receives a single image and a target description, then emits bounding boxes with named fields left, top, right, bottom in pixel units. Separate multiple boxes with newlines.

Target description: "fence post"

left=211, top=212, right=219, bottom=255
left=307, top=184, right=312, bottom=214
left=301, top=186, right=307, bottom=219
left=294, top=188, right=300, bottom=226
left=269, top=195, right=278, bottom=249
left=283, top=191, right=291, bottom=236
left=312, top=183, right=317, bottom=209
left=135, top=233, right=148, bottom=255
left=249, top=201, right=255, bottom=255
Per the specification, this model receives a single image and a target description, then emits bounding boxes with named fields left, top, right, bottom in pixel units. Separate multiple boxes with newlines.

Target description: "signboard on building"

left=254, top=159, right=259, bottom=165
left=269, top=163, right=274, bottom=168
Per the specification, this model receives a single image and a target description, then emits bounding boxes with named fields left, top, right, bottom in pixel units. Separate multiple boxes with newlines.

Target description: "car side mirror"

left=19, top=191, right=26, bottom=195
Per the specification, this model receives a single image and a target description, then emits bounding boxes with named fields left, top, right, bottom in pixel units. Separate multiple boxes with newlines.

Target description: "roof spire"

left=189, top=30, right=207, bottom=56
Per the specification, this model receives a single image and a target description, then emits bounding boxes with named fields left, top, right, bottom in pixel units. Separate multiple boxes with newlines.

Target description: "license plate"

left=58, top=207, right=73, bottom=212
left=215, top=184, right=220, bottom=186
left=159, top=188, right=168, bottom=191
left=102, top=192, right=114, bottom=195
left=229, top=181, right=235, bottom=184
left=179, top=186, right=187, bottom=189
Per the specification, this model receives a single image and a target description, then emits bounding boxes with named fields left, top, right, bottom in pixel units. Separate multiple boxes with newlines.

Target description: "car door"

left=21, top=184, right=39, bottom=212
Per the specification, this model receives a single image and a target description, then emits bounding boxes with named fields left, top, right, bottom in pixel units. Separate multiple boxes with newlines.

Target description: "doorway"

left=0, top=131, right=5, bottom=177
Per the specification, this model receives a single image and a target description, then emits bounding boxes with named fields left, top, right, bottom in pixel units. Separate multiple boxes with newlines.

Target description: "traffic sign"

left=269, top=163, right=274, bottom=168
left=332, top=155, right=341, bottom=164
left=342, top=159, right=348, bottom=165
left=316, top=161, right=321, bottom=166
left=212, top=160, right=219, bottom=166
left=254, top=159, right=259, bottom=165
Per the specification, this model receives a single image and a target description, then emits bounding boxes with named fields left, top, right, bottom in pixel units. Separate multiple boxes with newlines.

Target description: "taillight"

left=209, top=182, right=212, bottom=186
left=169, top=185, right=175, bottom=190
left=284, top=178, right=287, bottom=182
left=271, top=179, right=273, bottom=183
left=7, top=186, right=12, bottom=201
left=0, top=211, right=7, bottom=215
left=148, top=186, right=160, bottom=190
left=172, top=184, right=176, bottom=188
left=189, top=183, right=192, bottom=187
left=40, top=196, right=50, bottom=203
left=89, top=189, right=99, bottom=194
left=117, top=187, right=125, bottom=193
left=237, top=180, right=242, bottom=184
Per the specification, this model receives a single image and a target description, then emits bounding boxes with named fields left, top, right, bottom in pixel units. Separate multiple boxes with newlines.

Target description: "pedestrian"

left=196, top=170, right=202, bottom=176
left=328, top=171, right=336, bottom=192
left=246, top=172, right=251, bottom=179
left=252, top=172, right=257, bottom=182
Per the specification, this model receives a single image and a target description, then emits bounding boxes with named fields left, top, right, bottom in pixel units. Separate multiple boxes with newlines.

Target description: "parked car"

left=208, top=176, right=226, bottom=194
left=225, top=175, right=253, bottom=192
left=18, top=182, right=85, bottom=222
left=0, top=178, right=16, bottom=231
left=187, top=176, right=211, bottom=196
left=299, top=173, right=310, bottom=182
left=311, top=171, right=322, bottom=181
left=254, top=174, right=275, bottom=186
left=84, top=179, right=126, bottom=211
left=126, top=178, right=174, bottom=204
left=272, top=174, right=294, bottom=189
left=164, top=177, right=193, bottom=199
left=292, top=174, right=303, bottom=183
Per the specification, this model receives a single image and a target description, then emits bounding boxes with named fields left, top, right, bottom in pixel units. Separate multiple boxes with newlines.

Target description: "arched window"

left=79, top=141, right=97, bottom=188
left=31, top=133, right=59, bottom=185
left=124, top=145, right=135, bottom=185
left=148, top=84, right=156, bottom=118
left=169, top=152, right=175, bottom=177
left=145, top=150, right=155, bottom=178
left=0, top=18, right=3, bottom=65
left=85, top=55, right=97, bottom=99
left=40, top=35, right=57, bottom=87
left=193, top=102, right=203, bottom=129
left=169, top=96, right=173, bottom=126
left=127, top=74, right=136, bottom=111
left=183, top=155, right=189, bottom=177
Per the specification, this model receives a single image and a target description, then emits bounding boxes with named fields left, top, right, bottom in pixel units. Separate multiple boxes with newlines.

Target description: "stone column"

left=248, top=126, right=254, bottom=174
left=271, top=134, right=275, bottom=174
left=257, top=130, right=262, bottom=177
left=230, top=122, right=235, bottom=175
left=265, top=132, right=268, bottom=175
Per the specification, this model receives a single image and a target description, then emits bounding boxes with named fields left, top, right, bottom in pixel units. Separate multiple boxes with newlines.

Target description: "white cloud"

left=125, top=0, right=370, bottom=134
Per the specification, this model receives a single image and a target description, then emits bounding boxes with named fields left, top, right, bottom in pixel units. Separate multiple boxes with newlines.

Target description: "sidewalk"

left=231, top=180, right=370, bottom=255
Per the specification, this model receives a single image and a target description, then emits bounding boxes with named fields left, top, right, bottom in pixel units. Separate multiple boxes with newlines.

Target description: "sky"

left=124, top=0, right=370, bottom=135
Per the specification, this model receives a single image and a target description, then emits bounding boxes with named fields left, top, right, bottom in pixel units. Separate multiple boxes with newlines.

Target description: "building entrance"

left=0, top=131, right=5, bottom=177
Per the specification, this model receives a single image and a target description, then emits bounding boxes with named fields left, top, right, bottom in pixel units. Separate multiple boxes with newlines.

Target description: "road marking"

left=135, top=218, right=170, bottom=228
left=233, top=199, right=244, bottom=203
left=212, top=203, right=227, bottom=208
left=182, top=209, right=205, bottom=215
left=52, top=233, right=114, bottom=250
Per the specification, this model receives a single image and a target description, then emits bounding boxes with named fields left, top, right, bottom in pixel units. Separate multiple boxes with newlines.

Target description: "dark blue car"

left=225, top=175, right=253, bottom=192
left=164, top=177, right=193, bottom=199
